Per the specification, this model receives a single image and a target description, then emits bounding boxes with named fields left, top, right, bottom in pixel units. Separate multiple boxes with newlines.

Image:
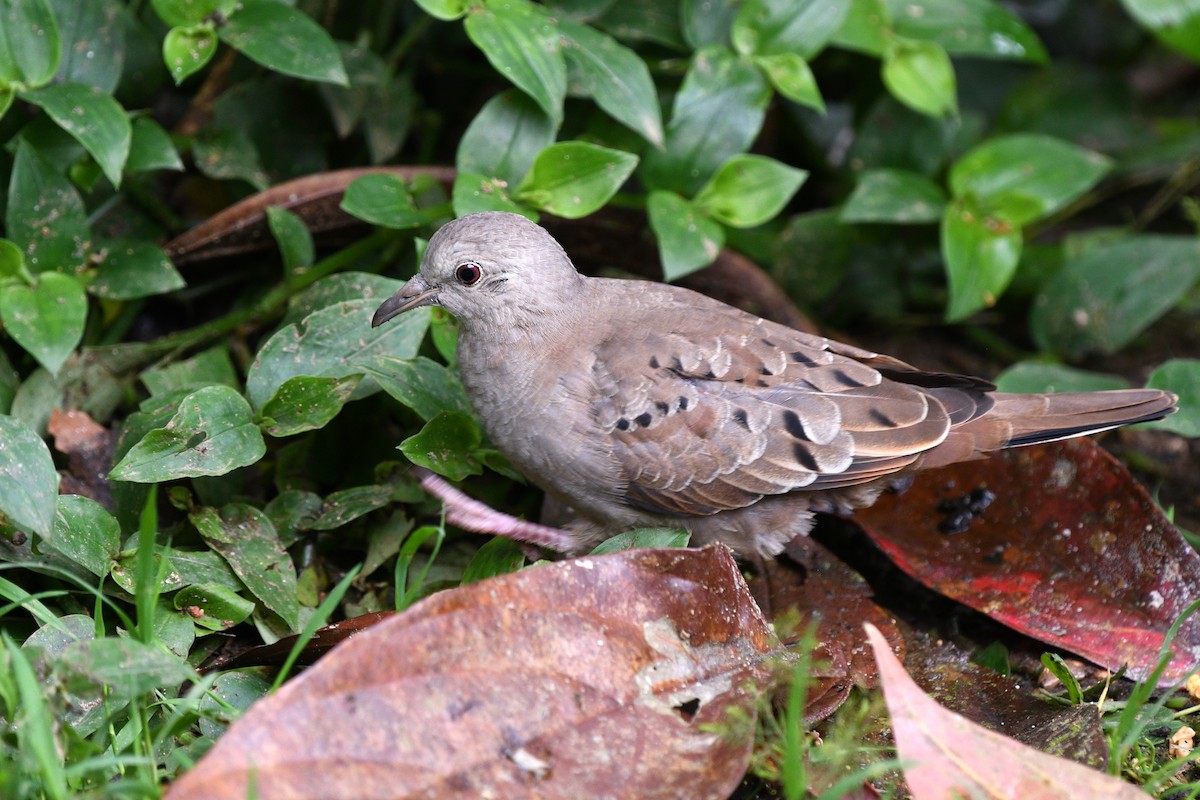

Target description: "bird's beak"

left=372, top=275, right=439, bottom=327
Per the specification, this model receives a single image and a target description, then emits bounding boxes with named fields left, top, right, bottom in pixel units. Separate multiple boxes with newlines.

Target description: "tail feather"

left=923, top=389, right=1176, bottom=468
left=1000, top=389, right=1177, bottom=446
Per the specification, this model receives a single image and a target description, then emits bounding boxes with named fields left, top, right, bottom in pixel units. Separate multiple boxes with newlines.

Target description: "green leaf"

left=692, top=154, right=807, bottom=228
left=882, top=38, right=957, bottom=118
left=190, top=503, right=299, bottom=630
left=0, top=238, right=28, bottom=282
left=832, top=0, right=891, bottom=54
left=142, top=346, right=238, bottom=397
left=515, top=141, right=639, bottom=218
left=681, top=0, right=739, bottom=48
left=51, top=0, right=125, bottom=92
left=411, top=0, right=469, bottom=20
left=841, top=168, right=947, bottom=223
left=21, top=83, right=132, bottom=187
left=888, top=0, right=1047, bottom=62
left=127, top=116, right=184, bottom=172
left=5, top=140, right=90, bottom=274
left=559, top=19, right=663, bottom=147
left=259, top=374, right=362, bottom=437
left=266, top=206, right=315, bottom=271
left=0, top=0, right=61, bottom=85
left=1145, top=359, right=1200, bottom=438
left=151, top=0, right=237, bottom=27
left=162, top=24, right=218, bottom=84
left=399, top=411, right=484, bottom=481
left=590, top=528, right=691, bottom=554
left=0, top=272, right=88, bottom=376
left=43, top=495, right=120, bottom=577
left=464, top=0, right=566, bottom=124
left=594, top=1, right=684, bottom=49
left=62, top=637, right=195, bottom=701
left=949, top=134, right=1112, bottom=225
left=452, top=172, right=535, bottom=219
left=109, top=386, right=267, bottom=482
left=461, top=537, right=526, bottom=584
left=1030, top=235, right=1200, bottom=358
left=940, top=197, right=1022, bottom=321
left=174, top=583, right=256, bottom=631
left=340, top=175, right=427, bottom=229
left=306, top=485, right=394, bottom=531
left=752, top=52, right=824, bottom=111
left=192, top=125, right=270, bottom=190
left=994, top=362, right=1130, bottom=394
left=218, top=0, right=348, bottom=86
left=456, top=90, right=555, bottom=186
left=640, top=46, right=771, bottom=196
left=1151, top=13, right=1200, bottom=61
left=363, top=355, right=473, bottom=422
left=281, top=272, right=405, bottom=327
left=732, top=0, right=850, bottom=58
left=246, top=298, right=430, bottom=410
left=647, top=190, right=725, bottom=281
left=90, top=240, right=185, bottom=300
left=0, top=415, right=57, bottom=537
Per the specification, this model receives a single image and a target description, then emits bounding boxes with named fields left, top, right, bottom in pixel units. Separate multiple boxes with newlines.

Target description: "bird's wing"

left=588, top=306, right=970, bottom=517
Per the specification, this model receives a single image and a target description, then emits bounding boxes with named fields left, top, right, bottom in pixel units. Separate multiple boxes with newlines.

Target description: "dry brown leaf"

left=865, top=623, right=1150, bottom=800
left=48, top=408, right=115, bottom=507
left=168, top=545, right=780, bottom=799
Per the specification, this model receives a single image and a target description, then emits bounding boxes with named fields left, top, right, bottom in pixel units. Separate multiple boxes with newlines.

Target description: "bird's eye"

left=455, top=262, right=482, bottom=286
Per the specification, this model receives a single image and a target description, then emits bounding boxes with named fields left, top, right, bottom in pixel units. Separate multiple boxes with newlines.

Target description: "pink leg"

left=412, top=467, right=578, bottom=552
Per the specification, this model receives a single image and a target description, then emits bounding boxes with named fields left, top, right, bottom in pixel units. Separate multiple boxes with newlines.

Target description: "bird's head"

left=371, top=211, right=585, bottom=335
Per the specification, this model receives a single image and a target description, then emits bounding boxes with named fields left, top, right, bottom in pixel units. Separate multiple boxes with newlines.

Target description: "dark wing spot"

left=782, top=410, right=807, bottom=440
left=756, top=379, right=769, bottom=387
left=703, top=370, right=717, bottom=380
left=793, top=442, right=819, bottom=471
left=649, top=355, right=660, bottom=369
left=655, top=401, right=670, bottom=414
left=760, top=366, right=774, bottom=376
left=732, top=409, right=750, bottom=430
left=678, top=396, right=690, bottom=411
left=869, top=408, right=898, bottom=427
left=790, top=350, right=818, bottom=365
left=635, top=412, right=653, bottom=428
left=616, top=418, right=630, bottom=431
left=761, top=338, right=776, bottom=347
left=834, top=368, right=867, bottom=388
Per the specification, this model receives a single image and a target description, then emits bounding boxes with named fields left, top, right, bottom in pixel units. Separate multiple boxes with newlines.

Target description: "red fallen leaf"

left=854, top=438, right=1200, bottom=684
left=865, top=623, right=1146, bottom=800
left=749, top=539, right=904, bottom=722
left=167, top=545, right=781, bottom=800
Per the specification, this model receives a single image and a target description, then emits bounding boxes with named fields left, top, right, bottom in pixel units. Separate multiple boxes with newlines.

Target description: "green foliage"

left=0, top=0, right=1196, bottom=795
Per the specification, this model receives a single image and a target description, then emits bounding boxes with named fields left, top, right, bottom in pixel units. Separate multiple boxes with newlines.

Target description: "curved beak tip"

left=371, top=278, right=438, bottom=328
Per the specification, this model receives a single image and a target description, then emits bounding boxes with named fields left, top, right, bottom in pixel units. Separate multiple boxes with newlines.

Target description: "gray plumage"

left=372, top=212, right=1177, bottom=556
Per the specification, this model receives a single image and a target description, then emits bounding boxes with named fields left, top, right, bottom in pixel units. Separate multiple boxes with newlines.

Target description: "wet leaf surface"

left=854, top=438, right=1200, bottom=685
left=749, top=538, right=904, bottom=722
left=901, top=628, right=1109, bottom=771
left=866, top=624, right=1148, bottom=799
left=168, top=545, right=781, bottom=800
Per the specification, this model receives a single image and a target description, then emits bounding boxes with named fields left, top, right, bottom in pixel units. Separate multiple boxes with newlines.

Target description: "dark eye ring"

left=455, top=262, right=482, bottom=285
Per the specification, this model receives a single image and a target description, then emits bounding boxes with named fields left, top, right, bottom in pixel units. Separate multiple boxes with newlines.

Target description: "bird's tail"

left=923, top=389, right=1176, bottom=468
left=996, top=389, right=1177, bottom=446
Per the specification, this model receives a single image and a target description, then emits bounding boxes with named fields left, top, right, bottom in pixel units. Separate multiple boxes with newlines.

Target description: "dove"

left=372, top=212, right=1177, bottom=556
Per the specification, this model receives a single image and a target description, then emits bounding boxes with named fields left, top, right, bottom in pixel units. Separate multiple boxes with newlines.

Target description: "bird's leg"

left=411, top=467, right=579, bottom=553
